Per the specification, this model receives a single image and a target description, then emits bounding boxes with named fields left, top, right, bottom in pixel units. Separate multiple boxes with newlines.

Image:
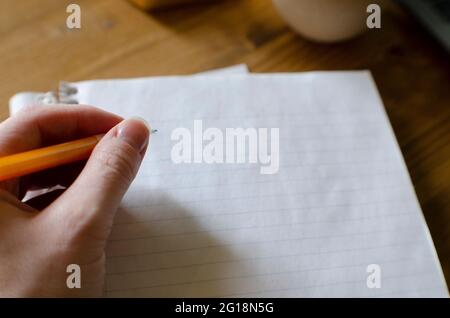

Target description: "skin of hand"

left=0, top=105, right=150, bottom=297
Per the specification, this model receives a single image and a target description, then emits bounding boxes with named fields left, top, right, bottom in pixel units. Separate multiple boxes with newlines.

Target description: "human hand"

left=0, top=105, right=150, bottom=297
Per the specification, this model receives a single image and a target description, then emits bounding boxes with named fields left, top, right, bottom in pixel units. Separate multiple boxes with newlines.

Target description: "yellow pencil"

left=0, top=134, right=103, bottom=181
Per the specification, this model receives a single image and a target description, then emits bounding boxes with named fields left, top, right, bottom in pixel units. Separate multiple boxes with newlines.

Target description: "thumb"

left=47, top=118, right=150, bottom=233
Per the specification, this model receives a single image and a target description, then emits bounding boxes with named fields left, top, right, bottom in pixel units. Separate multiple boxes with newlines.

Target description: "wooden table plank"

left=0, top=0, right=449, bottom=288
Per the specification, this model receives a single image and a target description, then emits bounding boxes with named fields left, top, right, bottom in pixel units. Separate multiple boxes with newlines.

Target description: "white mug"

left=273, top=0, right=374, bottom=43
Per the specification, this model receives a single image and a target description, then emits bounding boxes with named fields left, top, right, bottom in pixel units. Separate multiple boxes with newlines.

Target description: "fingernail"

left=116, top=117, right=150, bottom=152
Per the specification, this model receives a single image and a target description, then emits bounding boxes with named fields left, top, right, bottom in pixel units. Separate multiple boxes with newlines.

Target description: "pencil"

left=0, top=134, right=103, bottom=181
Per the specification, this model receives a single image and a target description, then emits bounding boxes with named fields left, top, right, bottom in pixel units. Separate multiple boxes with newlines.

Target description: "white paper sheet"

left=9, top=65, right=249, bottom=202
left=69, top=71, right=448, bottom=297
left=8, top=64, right=249, bottom=115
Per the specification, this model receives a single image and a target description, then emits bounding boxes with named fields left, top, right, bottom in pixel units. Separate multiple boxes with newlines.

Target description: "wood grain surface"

left=0, top=0, right=449, bottom=289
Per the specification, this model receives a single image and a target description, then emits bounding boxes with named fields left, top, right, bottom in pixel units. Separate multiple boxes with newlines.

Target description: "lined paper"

left=8, top=64, right=249, bottom=115
left=70, top=71, right=448, bottom=297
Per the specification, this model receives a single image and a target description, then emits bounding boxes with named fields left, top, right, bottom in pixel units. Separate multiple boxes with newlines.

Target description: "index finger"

left=0, top=104, right=123, bottom=156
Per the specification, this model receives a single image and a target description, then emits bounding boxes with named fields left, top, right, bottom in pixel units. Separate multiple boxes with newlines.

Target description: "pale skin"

left=0, top=105, right=150, bottom=297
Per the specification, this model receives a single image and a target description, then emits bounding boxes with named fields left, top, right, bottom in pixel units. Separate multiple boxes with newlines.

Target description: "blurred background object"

left=272, top=0, right=374, bottom=43
left=396, top=0, right=450, bottom=53
left=129, top=0, right=212, bottom=10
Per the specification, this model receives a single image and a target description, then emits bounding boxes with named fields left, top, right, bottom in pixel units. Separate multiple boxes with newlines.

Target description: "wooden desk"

left=0, top=0, right=449, bottom=288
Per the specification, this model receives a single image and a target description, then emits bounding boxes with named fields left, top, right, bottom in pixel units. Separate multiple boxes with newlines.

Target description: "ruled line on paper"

left=222, top=271, right=439, bottom=298
left=137, top=110, right=383, bottom=123
left=108, top=211, right=415, bottom=242
left=114, top=197, right=412, bottom=225
left=122, top=187, right=408, bottom=213
left=106, top=275, right=443, bottom=298
left=373, top=284, right=447, bottom=298
left=122, top=183, right=407, bottom=209
left=146, top=146, right=395, bottom=164
left=138, top=160, right=399, bottom=176
left=149, top=116, right=383, bottom=127
left=136, top=160, right=400, bottom=178
left=104, top=257, right=416, bottom=293
left=147, top=133, right=388, bottom=148
left=106, top=240, right=422, bottom=276
left=152, top=138, right=389, bottom=152
left=106, top=225, right=423, bottom=259
left=128, top=170, right=404, bottom=192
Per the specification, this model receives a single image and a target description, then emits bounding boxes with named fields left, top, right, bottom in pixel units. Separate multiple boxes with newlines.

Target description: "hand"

left=0, top=105, right=150, bottom=297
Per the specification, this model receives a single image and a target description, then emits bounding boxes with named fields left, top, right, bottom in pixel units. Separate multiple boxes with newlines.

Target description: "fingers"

left=47, top=118, right=150, bottom=235
left=0, top=105, right=123, bottom=156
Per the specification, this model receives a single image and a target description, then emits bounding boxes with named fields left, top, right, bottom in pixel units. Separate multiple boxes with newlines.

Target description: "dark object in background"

left=396, top=0, right=450, bottom=53
left=129, top=0, right=212, bottom=10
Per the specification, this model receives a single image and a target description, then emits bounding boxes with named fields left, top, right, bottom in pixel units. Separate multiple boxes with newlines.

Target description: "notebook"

left=8, top=64, right=249, bottom=115
left=9, top=69, right=449, bottom=297
left=9, top=65, right=249, bottom=202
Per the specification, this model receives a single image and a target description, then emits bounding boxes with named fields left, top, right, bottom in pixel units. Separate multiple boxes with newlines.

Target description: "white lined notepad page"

left=73, top=71, right=448, bottom=297
left=8, top=64, right=249, bottom=115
